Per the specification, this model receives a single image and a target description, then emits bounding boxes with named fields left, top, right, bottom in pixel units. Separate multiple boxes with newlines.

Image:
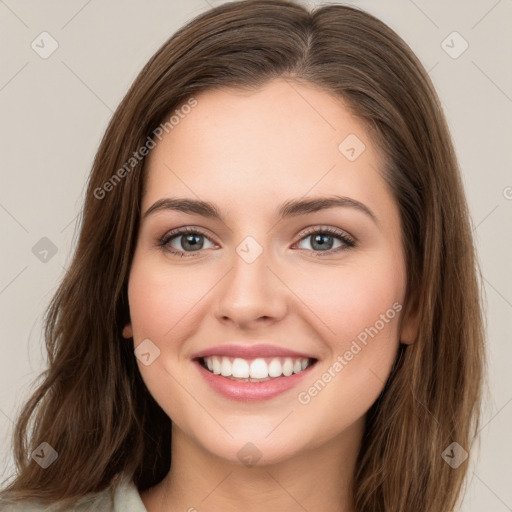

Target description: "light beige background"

left=0, top=1, right=511, bottom=510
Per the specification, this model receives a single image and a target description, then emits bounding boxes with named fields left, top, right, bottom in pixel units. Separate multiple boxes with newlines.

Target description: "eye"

left=157, top=227, right=216, bottom=257
left=157, top=225, right=356, bottom=258
left=294, top=226, right=356, bottom=256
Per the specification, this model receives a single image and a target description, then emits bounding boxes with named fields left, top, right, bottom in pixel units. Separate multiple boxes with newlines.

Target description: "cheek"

left=286, top=251, right=405, bottom=348
left=126, top=255, right=206, bottom=425
left=289, top=253, right=404, bottom=426
left=127, top=255, right=214, bottom=339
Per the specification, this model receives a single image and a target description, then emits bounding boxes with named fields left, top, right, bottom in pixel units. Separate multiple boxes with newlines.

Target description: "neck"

left=141, top=418, right=364, bottom=512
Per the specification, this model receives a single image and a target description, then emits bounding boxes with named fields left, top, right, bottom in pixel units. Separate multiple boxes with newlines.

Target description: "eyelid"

left=295, top=225, right=356, bottom=245
left=158, top=226, right=219, bottom=248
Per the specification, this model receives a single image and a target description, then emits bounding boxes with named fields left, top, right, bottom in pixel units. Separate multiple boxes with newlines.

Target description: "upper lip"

left=191, top=344, right=317, bottom=360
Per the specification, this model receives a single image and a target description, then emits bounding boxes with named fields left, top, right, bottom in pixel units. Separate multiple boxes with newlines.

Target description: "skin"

left=122, top=78, right=418, bottom=512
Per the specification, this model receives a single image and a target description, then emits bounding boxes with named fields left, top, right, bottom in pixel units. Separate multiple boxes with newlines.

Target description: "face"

left=124, top=78, right=416, bottom=465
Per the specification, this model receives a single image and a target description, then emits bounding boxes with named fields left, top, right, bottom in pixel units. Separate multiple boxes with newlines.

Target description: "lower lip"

left=194, top=359, right=316, bottom=402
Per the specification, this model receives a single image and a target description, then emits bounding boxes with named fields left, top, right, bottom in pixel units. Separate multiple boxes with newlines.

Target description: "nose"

left=214, top=244, right=288, bottom=329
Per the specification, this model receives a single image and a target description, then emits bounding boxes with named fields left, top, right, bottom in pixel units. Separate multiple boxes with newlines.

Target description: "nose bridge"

left=215, top=236, right=287, bottom=325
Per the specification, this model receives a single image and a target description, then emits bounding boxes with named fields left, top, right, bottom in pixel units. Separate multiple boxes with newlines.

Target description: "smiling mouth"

left=196, top=355, right=317, bottom=382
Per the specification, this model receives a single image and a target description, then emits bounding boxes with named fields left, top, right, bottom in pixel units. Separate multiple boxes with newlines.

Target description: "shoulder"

left=0, top=477, right=147, bottom=512
left=0, top=488, right=113, bottom=512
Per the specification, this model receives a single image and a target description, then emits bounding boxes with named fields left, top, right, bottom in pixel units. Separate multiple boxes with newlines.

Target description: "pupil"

left=184, top=234, right=203, bottom=251
left=312, top=234, right=333, bottom=251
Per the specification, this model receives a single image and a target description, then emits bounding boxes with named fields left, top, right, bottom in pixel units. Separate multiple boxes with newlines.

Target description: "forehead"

left=142, top=78, right=388, bottom=214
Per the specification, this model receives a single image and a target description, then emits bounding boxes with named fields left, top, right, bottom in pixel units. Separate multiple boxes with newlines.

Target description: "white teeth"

left=231, top=358, right=249, bottom=378
left=220, top=358, right=231, bottom=377
left=268, top=358, right=282, bottom=378
left=202, top=355, right=313, bottom=379
left=282, top=358, right=294, bottom=376
left=212, top=356, right=221, bottom=374
left=249, top=358, right=268, bottom=379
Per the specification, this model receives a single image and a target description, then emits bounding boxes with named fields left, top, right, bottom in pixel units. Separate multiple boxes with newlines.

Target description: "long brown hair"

left=0, top=1, right=486, bottom=511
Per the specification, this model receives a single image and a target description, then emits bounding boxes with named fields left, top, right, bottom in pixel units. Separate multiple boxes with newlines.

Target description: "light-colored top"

left=0, top=478, right=148, bottom=511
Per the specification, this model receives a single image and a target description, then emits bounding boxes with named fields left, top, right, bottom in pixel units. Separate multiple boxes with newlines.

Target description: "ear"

left=122, top=323, right=133, bottom=339
left=400, top=297, right=420, bottom=345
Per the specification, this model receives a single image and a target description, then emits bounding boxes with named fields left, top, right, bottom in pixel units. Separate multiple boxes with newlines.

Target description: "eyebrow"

left=143, top=195, right=378, bottom=225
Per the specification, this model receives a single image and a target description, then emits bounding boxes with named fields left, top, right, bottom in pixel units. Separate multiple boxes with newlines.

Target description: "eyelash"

left=156, top=226, right=356, bottom=258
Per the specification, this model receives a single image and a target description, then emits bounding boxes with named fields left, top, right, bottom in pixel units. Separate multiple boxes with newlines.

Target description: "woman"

left=0, top=1, right=485, bottom=511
